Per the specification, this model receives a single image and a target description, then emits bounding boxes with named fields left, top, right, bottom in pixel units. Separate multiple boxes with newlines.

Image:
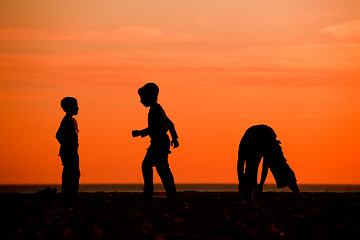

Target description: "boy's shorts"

left=269, top=162, right=297, bottom=188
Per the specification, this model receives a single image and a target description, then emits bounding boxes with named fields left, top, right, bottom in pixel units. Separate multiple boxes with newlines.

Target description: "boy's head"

left=138, top=83, right=159, bottom=107
left=61, top=97, right=79, bottom=115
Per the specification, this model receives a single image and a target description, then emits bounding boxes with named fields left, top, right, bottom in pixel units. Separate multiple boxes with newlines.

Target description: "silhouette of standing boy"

left=56, top=97, right=80, bottom=202
left=238, top=124, right=303, bottom=199
left=132, top=83, right=179, bottom=199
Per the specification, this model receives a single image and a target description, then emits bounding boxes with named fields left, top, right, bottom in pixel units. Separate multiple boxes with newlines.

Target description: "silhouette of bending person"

left=132, top=83, right=179, bottom=199
left=238, top=124, right=302, bottom=199
left=56, top=97, right=80, bottom=202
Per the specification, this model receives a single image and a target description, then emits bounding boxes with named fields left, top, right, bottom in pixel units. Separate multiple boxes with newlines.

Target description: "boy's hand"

left=171, top=139, right=179, bottom=148
left=132, top=130, right=141, bottom=138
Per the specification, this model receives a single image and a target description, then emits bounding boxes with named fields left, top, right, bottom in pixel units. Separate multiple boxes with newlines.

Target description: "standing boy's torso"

left=58, top=116, right=79, bottom=155
left=148, top=103, right=169, bottom=141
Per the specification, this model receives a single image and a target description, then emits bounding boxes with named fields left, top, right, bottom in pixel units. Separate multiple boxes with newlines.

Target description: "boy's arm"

left=140, top=128, right=150, bottom=137
left=257, top=159, right=269, bottom=195
left=237, top=159, right=245, bottom=183
left=254, top=160, right=269, bottom=197
left=166, top=116, right=179, bottom=148
left=132, top=128, right=150, bottom=138
left=237, top=149, right=245, bottom=193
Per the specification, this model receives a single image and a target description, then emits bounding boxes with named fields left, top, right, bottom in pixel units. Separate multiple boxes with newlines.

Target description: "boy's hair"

left=61, top=97, right=78, bottom=112
left=138, top=83, right=159, bottom=100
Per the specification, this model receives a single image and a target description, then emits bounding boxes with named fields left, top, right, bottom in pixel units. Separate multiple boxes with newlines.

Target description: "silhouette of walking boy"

left=132, top=83, right=179, bottom=199
left=238, top=124, right=303, bottom=199
left=56, top=97, right=80, bottom=202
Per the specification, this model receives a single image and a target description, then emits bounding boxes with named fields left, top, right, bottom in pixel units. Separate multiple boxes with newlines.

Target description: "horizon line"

left=1, top=183, right=360, bottom=186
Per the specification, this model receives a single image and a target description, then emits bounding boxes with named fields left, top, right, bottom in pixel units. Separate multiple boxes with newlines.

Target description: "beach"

left=1, top=192, right=359, bottom=240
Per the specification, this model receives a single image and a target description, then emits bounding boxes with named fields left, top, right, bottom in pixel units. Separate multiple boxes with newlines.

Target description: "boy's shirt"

left=141, top=103, right=178, bottom=142
left=56, top=115, right=79, bottom=156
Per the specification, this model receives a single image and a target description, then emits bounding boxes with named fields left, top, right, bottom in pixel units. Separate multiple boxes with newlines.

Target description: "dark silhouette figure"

left=56, top=97, right=80, bottom=202
left=238, top=124, right=303, bottom=199
left=132, top=83, right=179, bottom=199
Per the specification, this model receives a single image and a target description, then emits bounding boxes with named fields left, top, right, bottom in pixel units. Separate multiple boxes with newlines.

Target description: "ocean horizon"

left=0, top=183, right=359, bottom=193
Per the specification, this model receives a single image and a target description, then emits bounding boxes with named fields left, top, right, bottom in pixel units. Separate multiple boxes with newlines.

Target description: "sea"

left=0, top=184, right=359, bottom=193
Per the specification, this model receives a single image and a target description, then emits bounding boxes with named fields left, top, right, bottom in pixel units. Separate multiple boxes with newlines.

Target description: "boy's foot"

left=298, top=195, right=312, bottom=204
left=167, top=192, right=178, bottom=199
left=143, top=192, right=153, bottom=201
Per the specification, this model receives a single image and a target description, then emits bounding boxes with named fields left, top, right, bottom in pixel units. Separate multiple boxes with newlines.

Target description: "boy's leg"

left=288, top=182, right=303, bottom=198
left=69, top=153, right=80, bottom=199
left=155, top=154, right=177, bottom=197
left=142, top=149, right=154, bottom=197
left=61, top=155, right=72, bottom=201
left=61, top=154, right=80, bottom=201
left=267, top=140, right=303, bottom=199
left=61, top=164, right=70, bottom=200
left=70, top=161, right=80, bottom=199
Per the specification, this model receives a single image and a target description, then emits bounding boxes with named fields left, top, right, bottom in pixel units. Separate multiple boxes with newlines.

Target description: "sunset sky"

left=0, top=0, right=359, bottom=185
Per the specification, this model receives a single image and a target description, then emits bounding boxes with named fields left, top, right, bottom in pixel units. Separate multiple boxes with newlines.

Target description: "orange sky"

left=0, top=0, right=360, bottom=184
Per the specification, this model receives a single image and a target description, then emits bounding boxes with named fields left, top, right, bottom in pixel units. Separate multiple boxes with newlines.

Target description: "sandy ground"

left=0, top=192, right=359, bottom=239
